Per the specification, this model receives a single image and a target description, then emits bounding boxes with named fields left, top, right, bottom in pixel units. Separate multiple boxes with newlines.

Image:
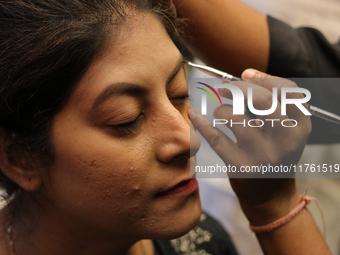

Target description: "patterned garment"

left=154, top=213, right=239, bottom=255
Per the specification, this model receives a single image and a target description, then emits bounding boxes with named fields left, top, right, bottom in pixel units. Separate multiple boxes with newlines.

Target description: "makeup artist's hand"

left=190, top=69, right=311, bottom=213
left=191, top=69, right=331, bottom=255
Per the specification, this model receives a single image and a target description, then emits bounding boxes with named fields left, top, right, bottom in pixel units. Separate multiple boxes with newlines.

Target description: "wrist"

left=240, top=187, right=301, bottom=226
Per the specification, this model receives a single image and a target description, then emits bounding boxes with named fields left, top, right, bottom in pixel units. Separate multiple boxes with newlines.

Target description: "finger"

left=190, top=122, right=201, bottom=157
left=189, top=107, right=201, bottom=157
left=242, top=69, right=297, bottom=100
left=190, top=108, right=244, bottom=162
left=213, top=104, right=266, bottom=148
left=242, top=68, right=277, bottom=79
left=217, top=81, right=287, bottom=133
left=241, top=69, right=311, bottom=122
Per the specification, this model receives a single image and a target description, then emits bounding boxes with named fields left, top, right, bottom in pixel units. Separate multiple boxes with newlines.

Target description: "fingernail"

left=243, top=69, right=257, bottom=79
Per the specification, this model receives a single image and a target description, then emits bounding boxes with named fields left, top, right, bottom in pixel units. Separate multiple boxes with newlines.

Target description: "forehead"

left=67, top=12, right=180, bottom=107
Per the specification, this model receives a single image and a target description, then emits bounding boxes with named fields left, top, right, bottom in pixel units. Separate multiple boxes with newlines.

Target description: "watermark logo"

left=196, top=82, right=312, bottom=128
left=196, top=82, right=222, bottom=115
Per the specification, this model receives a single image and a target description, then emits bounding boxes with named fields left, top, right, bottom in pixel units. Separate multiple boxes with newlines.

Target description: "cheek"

left=46, top=124, right=156, bottom=227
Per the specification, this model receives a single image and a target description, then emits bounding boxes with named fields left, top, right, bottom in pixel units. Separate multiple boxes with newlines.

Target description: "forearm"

left=172, top=0, right=269, bottom=76
left=240, top=187, right=332, bottom=255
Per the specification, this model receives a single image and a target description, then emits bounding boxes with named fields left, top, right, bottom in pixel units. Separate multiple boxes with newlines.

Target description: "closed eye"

left=111, top=113, right=144, bottom=134
left=169, top=94, right=190, bottom=103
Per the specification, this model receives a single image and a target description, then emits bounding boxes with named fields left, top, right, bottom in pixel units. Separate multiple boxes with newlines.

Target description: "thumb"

left=241, top=68, right=277, bottom=79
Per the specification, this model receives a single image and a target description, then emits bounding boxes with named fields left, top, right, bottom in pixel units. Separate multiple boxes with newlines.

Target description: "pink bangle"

left=249, top=194, right=326, bottom=237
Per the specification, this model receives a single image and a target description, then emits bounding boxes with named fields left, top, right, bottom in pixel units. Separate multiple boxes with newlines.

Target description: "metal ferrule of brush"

left=307, top=104, right=340, bottom=125
left=222, top=74, right=241, bottom=82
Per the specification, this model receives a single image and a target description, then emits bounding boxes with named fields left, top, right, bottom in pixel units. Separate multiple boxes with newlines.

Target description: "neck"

left=0, top=204, right=154, bottom=255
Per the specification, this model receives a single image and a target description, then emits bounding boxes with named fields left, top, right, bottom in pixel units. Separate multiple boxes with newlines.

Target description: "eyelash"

left=111, top=94, right=189, bottom=135
left=113, top=114, right=144, bottom=134
left=170, top=94, right=190, bottom=103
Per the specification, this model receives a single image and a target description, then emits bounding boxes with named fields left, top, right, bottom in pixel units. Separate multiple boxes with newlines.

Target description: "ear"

left=0, top=134, right=42, bottom=192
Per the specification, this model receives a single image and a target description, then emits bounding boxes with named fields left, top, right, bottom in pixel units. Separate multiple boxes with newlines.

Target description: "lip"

left=155, top=178, right=199, bottom=198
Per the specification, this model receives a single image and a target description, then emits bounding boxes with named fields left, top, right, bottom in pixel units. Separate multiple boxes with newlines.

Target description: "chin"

left=150, top=192, right=202, bottom=240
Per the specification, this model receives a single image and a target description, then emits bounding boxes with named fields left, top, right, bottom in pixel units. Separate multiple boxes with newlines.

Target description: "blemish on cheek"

left=89, top=160, right=97, bottom=167
left=132, top=186, right=141, bottom=193
left=127, top=167, right=138, bottom=177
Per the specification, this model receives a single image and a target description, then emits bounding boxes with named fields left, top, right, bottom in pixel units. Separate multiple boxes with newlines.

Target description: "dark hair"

left=0, top=0, right=178, bottom=204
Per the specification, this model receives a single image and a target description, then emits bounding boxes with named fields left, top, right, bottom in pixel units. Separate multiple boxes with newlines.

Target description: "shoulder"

left=154, top=213, right=238, bottom=255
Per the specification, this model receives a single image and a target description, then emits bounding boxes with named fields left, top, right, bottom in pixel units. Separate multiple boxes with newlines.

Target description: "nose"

left=154, top=103, right=200, bottom=163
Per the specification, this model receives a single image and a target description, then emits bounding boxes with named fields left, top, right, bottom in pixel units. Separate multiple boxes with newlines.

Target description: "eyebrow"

left=166, top=55, right=186, bottom=85
left=91, top=55, right=185, bottom=111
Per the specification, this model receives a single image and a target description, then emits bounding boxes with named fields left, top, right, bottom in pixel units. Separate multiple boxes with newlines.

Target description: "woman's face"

left=42, top=12, right=201, bottom=240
